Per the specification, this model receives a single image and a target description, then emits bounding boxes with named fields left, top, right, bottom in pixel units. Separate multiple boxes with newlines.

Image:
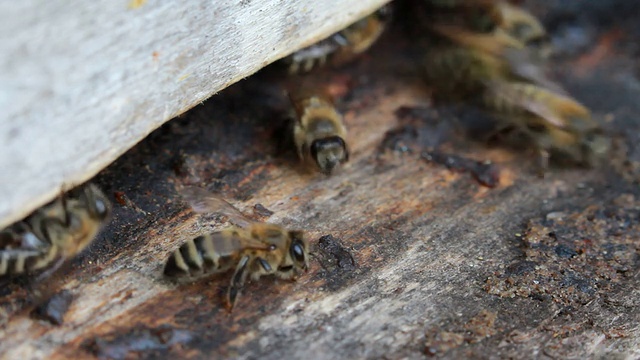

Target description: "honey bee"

left=496, top=1, right=548, bottom=48
left=423, top=0, right=504, bottom=34
left=290, top=93, right=349, bottom=175
left=0, top=183, right=111, bottom=278
left=164, top=187, right=309, bottom=310
left=424, top=0, right=546, bottom=44
left=499, top=115, right=610, bottom=172
left=423, top=28, right=562, bottom=103
left=483, top=81, right=609, bottom=169
left=422, top=45, right=501, bottom=101
left=284, top=5, right=390, bottom=74
left=421, top=1, right=609, bottom=170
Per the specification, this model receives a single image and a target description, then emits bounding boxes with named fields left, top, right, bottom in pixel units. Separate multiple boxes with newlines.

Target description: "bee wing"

left=207, top=231, right=274, bottom=257
left=485, top=80, right=590, bottom=129
left=0, top=225, right=48, bottom=250
left=430, top=24, right=524, bottom=56
left=501, top=48, right=566, bottom=93
left=179, top=186, right=253, bottom=228
left=431, top=24, right=561, bottom=90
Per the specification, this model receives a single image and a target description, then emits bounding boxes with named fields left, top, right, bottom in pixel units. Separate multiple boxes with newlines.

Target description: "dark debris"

left=314, top=235, right=357, bottom=291
left=485, top=196, right=640, bottom=306
left=83, top=325, right=193, bottom=360
left=253, top=203, right=274, bottom=218
left=31, top=289, right=74, bottom=326
left=422, top=151, right=500, bottom=188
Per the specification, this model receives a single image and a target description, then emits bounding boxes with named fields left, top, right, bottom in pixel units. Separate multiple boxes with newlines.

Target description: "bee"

left=483, top=81, right=609, bottom=169
left=0, top=183, right=111, bottom=278
left=290, top=93, right=349, bottom=175
left=423, top=24, right=564, bottom=98
left=422, top=45, right=502, bottom=101
left=424, top=0, right=546, bottom=44
left=284, top=5, right=390, bottom=74
left=164, top=187, right=309, bottom=310
left=499, top=115, right=610, bottom=172
left=496, top=2, right=548, bottom=48
left=422, top=0, right=504, bottom=34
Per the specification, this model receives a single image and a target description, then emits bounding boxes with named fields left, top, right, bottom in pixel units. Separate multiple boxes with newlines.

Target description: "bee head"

left=82, top=184, right=112, bottom=221
left=288, top=230, right=308, bottom=272
left=310, top=136, right=349, bottom=175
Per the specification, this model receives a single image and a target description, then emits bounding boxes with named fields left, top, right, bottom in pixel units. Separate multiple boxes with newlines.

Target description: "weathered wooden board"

left=0, top=0, right=389, bottom=230
left=1, top=1, right=639, bottom=359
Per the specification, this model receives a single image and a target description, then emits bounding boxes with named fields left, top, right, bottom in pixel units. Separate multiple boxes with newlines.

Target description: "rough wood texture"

left=0, top=0, right=389, bottom=229
left=1, top=1, right=639, bottom=359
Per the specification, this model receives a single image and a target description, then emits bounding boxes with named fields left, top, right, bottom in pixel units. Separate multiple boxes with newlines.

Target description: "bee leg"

left=256, top=257, right=273, bottom=274
left=303, top=58, right=314, bottom=73
left=537, top=149, right=550, bottom=178
left=288, top=61, right=299, bottom=75
left=60, top=194, right=71, bottom=227
left=34, top=256, right=66, bottom=282
left=226, top=254, right=251, bottom=311
left=318, top=55, right=327, bottom=68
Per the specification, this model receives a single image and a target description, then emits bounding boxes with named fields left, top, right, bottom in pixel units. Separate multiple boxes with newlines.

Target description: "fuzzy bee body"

left=291, top=95, right=349, bottom=175
left=164, top=187, right=309, bottom=310
left=284, top=5, right=390, bottom=74
left=423, top=46, right=502, bottom=100
left=422, top=1, right=609, bottom=169
left=482, top=81, right=590, bottom=128
left=0, top=184, right=111, bottom=278
left=484, top=81, right=609, bottom=167
left=496, top=1, right=548, bottom=48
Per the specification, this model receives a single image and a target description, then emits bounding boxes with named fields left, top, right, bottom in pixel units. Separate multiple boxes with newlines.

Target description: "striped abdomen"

left=0, top=246, right=60, bottom=277
left=164, top=234, right=238, bottom=278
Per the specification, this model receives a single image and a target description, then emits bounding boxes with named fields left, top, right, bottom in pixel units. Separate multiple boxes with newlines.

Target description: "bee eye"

left=290, top=242, right=305, bottom=264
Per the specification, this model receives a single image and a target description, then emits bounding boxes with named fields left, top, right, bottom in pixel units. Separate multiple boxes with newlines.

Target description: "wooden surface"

left=1, top=1, right=640, bottom=359
left=0, top=0, right=389, bottom=230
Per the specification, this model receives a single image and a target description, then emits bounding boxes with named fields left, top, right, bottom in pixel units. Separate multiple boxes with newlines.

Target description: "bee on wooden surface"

left=164, top=187, right=309, bottom=311
left=496, top=2, right=548, bottom=48
left=421, top=1, right=608, bottom=170
left=499, top=115, right=610, bottom=172
left=290, top=94, right=349, bottom=175
left=423, top=29, right=561, bottom=103
left=284, top=5, right=391, bottom=74
left=423, top=0, right=503, bottom=34
left=483, top=81, right=610, bottom=169
left=0, top=184, right=111, bottom=278
left=422, top=45, right=501, bottom=100
left=425, top=0, right=546, bottom=43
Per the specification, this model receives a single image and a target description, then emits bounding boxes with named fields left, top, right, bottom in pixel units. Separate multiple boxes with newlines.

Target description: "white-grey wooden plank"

left=0, top=0, right=389, bottom=229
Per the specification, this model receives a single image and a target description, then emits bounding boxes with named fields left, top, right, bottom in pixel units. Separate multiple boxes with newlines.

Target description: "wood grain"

left=0, top=0, right=389, bottom=229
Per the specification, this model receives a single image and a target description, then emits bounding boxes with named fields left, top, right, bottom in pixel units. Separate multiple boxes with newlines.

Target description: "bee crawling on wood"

left=484, top=81, right=610, bottom=171
left=283, top=4, right=391, bottom=74
left=0, top=183, right=111, bottom=279
left=489, top=81, right=609, bottom=171
left=289, top=93, right=349, bottom=175
left=421, top=0, right=609, bottom=170
left=495, top=1, right=549, bottom=51
left=164, top=187, right=309, bottom=311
